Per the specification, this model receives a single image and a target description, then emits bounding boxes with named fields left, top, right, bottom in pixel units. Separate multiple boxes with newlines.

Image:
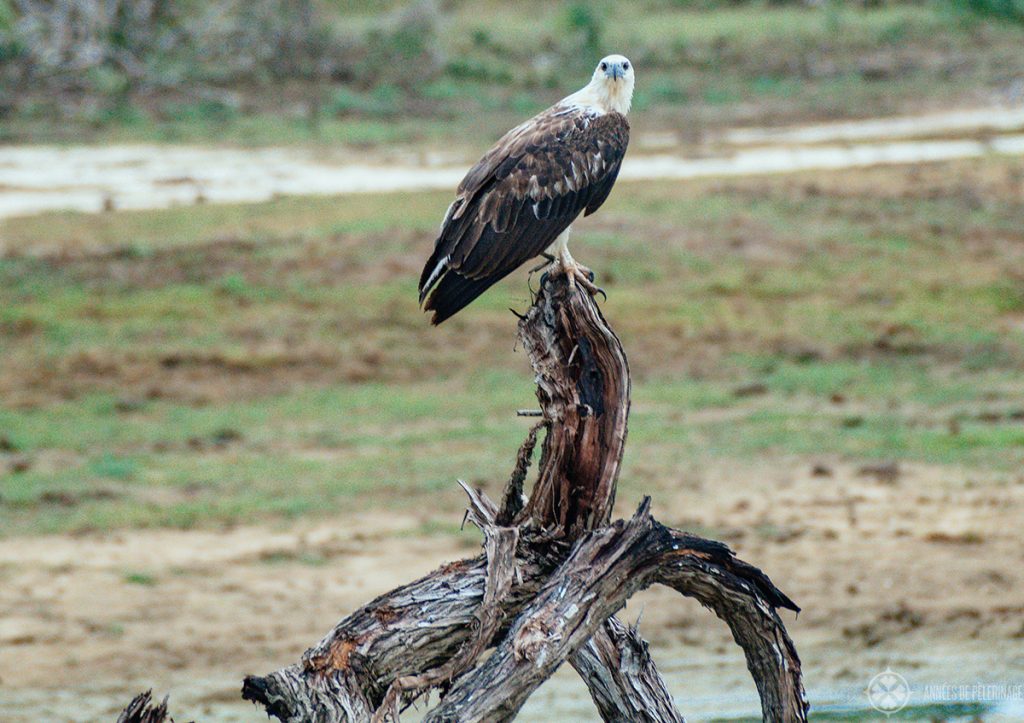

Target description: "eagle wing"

left=419, top=107, right=630, bottom=324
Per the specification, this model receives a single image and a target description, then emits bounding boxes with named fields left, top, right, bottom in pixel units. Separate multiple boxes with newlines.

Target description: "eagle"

left=419, top=54, right=634, bottom=324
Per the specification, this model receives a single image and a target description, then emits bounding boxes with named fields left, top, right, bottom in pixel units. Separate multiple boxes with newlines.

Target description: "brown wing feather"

left=419, top=107, right=629, bottom=323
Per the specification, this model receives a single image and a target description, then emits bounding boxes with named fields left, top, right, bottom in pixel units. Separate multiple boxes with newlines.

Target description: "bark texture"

left=243, top=274, right=808, bottom=722
left=518, top=273, right=630, bottom=534
left=571, top=617, right=685, bottom=723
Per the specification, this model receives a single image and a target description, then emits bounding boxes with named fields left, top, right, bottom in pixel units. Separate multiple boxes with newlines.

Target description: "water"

left=0, top=106, right=1022, bottom=221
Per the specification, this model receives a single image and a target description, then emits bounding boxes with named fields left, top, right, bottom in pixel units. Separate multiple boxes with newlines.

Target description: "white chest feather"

left=563, top=80, right=633, bottom=115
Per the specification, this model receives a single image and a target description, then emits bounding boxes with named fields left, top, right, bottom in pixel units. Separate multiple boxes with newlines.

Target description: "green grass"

left=0, top=113, right=464, bottom=148
left=123, top=571, right=158, bottom=586
left=2, top=156, right=1023, bottom=536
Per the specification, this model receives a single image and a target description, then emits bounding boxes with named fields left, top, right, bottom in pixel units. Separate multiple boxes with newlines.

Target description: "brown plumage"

left=418, top=106, right=630, bottom=324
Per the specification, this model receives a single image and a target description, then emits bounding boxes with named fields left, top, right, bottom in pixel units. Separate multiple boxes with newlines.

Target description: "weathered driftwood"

left=243, top=273, right=808, bottom=722
left=422, top=501, right=676, bottom=722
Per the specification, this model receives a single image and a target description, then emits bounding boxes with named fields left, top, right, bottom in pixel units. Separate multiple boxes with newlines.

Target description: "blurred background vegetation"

left=2, top=0, right=1024, bottom=145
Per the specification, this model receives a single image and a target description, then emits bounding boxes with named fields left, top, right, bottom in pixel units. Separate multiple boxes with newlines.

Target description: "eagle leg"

left=528, top=254, right=559, bottom=298
left=528, top=253, right=557, bottom=275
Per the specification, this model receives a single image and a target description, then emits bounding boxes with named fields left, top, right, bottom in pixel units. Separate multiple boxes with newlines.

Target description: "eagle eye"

left=623, top=61, right=630, bottom=70
left=599, top=62, right=608, bottom=71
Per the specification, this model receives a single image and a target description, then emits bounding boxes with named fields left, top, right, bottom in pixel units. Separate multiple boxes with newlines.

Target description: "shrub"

left=958, top=0, right=1024, bottom=23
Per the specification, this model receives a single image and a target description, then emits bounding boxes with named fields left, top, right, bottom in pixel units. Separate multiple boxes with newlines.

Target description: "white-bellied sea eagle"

left=419, top=54, right=634, bottom=324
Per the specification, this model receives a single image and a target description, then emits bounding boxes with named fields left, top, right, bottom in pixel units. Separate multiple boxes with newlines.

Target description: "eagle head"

left=590, top=54, right=634, bottom=115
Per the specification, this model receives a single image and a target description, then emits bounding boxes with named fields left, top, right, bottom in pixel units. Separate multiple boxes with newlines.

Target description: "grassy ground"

left=5, top=1, right=1023, bottom=147
left=3, top=154, right=1023, bottom=538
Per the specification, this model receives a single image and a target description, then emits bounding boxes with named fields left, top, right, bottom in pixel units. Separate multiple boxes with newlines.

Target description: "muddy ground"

left=2, top=457, right=1023, bottom=721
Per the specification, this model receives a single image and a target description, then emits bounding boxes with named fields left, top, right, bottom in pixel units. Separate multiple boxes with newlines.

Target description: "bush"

left=564, top=3, right=605, bottom=62
left=958, top=0, right=1024, bottom=23
left=352, top=0, right=444, bottom=90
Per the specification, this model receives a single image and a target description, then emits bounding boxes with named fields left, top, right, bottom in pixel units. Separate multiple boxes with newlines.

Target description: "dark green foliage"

left=959, top=0, right=1024, bottom=23
left=355, top=1, right=443, bottom=90
left=3, top=0, right=1024, bottom=138
left=565, top=3, right=605, bottom=58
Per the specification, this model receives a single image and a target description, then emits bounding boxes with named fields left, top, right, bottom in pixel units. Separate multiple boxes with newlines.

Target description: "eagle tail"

left=418, top=251, right=445, bottom=303
left=423, top=271, right=499, bottom=325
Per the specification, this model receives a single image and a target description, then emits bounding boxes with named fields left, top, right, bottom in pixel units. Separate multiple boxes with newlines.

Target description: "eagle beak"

left=605, top=63, right=624, bottom=81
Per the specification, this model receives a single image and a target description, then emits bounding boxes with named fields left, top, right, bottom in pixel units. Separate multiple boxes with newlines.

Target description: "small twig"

left=498, top=422, right=543, bottom=525
left=457, top=480, right=499, bottom=528
left=516, top=409, right=543, bottom=417
left=117, top=690, right=175, bottom=723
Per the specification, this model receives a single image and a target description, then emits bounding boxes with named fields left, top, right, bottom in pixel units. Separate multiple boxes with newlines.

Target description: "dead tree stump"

left=242, top=274, right=808, bottom=722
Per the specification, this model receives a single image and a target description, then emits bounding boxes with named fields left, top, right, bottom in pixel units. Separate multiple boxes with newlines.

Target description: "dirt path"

left=0, top=106, right=1022, bottom=221
left=2, top=460, right=1023, bottom=721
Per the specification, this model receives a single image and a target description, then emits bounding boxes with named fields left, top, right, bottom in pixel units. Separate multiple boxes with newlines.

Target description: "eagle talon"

left=571, top=268, right=603, bottom=298
left=552, top=249, right=603, bottom=298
